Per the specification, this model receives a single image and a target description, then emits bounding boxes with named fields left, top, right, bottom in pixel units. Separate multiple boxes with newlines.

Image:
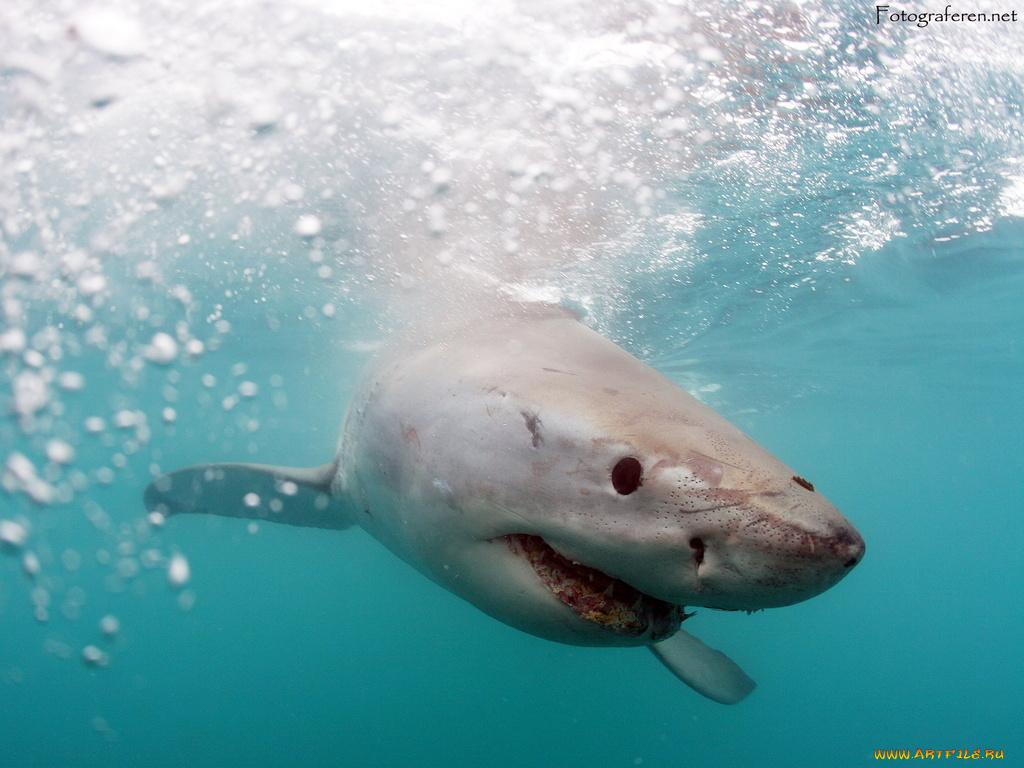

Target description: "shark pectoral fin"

left=649, top=629, right=756, bottom=705
left=144, top=462, right=353, bottom=530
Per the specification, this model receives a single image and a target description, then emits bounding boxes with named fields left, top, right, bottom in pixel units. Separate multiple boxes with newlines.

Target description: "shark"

left=145, top=302, right=864, bottom=704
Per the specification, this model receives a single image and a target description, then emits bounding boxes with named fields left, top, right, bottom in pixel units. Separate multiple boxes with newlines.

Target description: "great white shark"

left=144, top=302, right=864, bottom=704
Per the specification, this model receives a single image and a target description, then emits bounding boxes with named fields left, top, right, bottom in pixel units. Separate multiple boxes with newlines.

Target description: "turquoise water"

left=2, top=1, right=1022, bottom=766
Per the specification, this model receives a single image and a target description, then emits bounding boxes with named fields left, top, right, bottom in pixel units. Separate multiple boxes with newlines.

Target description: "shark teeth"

left=504, top=533, right=684, bottom=640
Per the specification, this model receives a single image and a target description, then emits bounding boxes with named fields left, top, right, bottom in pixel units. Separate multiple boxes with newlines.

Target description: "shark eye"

left=611, top=457, right=643, bottom=495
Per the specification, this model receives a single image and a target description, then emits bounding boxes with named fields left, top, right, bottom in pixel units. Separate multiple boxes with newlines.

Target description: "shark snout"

left=824, top=522, right=866, bottom=570
left=690, top=495, right=865, bottom=610
left=784, top=495, right=865, bottom=570
left=576, top=502, right=865, bottom=614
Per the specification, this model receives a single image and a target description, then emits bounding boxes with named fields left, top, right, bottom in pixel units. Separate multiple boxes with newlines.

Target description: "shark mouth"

left=504, top=534, right=687, bottom=640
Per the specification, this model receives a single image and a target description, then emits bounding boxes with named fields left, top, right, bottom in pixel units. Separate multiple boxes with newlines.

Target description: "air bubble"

left=81, top=645, right=109, bottom=668
left=177, top=590, right=196, bottom=611
left=0, top=328, right=27, bottom=353
left=140, top=548, right=162, bottom=567
left=77, top=273, right=107, bottom=296
left=46, top=440, right=75, bottom=464
left=23, top=349, right=45, bottom=368
left=22, top=551, right=41, bottom=577
left=62, top=549, right=82, bottom=571
left=58, top=371, right=85, bottom=391
left=113, top=410, right=139, bottom=429
left=31, top=586, right=50, bottom=608
left=249, top=99, right=282, bottom=131
left=167, top=553, right=190, bottom=587
left=3, top=455, right=54, bottom=504
left=170, top=285, right=193, bottom=307
left=117, top=558, right=139, bottom=579
left=99, top=615, right=121, bottom=639
left=294, top=215, right=322, bottom=237
left=12, top=371, right=49, bottom=417
left=427, top=204, right=448, bottom=234
left=144, top=333, right=179, bottom=365
left=71, top=7, right=145, bottom=57
left=0, top=519, right=29, bottom=548
left=430, top=167, right=452, bottom=188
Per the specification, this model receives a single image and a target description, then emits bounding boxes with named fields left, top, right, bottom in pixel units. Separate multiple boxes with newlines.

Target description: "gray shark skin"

left=145, top=303, right=864, bottom=705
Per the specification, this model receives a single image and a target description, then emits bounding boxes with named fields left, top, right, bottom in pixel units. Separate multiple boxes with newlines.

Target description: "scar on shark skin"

left=792, top=475, right=815, bottom=492
left=521, top=410, right=544, bottom=448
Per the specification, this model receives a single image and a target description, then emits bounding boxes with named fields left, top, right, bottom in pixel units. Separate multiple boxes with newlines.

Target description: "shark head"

left=445, top=402, right=863, bottom=647
left=504, top=407, right=866, bottom=617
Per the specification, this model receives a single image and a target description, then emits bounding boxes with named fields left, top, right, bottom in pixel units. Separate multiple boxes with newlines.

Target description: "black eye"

left=612, top=457, right=643, bottom=495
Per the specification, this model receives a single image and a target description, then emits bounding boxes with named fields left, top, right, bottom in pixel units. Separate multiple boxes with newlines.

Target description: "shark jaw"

left=503, top=534, right=689, bottom=641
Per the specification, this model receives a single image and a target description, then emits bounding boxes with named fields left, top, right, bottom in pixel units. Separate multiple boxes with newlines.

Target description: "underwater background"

left=1, top=0, right=1022, bottom=766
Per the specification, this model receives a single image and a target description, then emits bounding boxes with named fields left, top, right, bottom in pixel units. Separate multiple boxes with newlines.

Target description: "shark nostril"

left=840, top=534, right=865, bottom=568
left=845, top=543, right=865, bottom=568
left=689, top=537, right=705, bottom=565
